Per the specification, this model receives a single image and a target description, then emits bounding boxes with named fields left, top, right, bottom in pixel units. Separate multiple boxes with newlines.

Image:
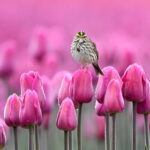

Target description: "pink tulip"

left=29, top=27, right=48, bottom=62
left=41, top=76, right=54, bottom=114
left=0, top=119, right=7, bottom=148
left=83, top=114, right=96, bottom=139
left=43, top=113, right=51, bottom=130
left=70, top=69, right=94, bottom=103
left=96, top=116, right=105, bottom=140
left=95, top=101, right=106, bottom=116
left=20, top=90, right=42, bottom=127
left=0, top=119, right=8, bottom=137
left=20, top=71, right=46, bottom=112
left=137, top=79, right=150, bottom=114
left=95, top=66, right=122, bottom=103
left=104, top=79, right=124, bottom=113
left=0, top=124, right=6, bottom=148
left=4, top=94, right=21, bottom=127
left=0, top=80, right=7, bottom=102
left=122, top=63, right=146, bottom=102
left=0, top=41, right=16, bottom=78
left=58, top=73, right=72, bottom=105
left=0, top=81, right=7, bottom=118
left=51, top=71, right=71, bottom=102
left=56, top=98, right=77, bottom=131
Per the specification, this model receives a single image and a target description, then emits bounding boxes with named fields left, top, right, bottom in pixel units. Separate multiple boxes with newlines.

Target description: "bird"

left=71, top=31, right=104, bottom=75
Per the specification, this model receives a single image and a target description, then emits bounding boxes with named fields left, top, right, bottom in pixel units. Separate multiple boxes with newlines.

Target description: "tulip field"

left=0, top=0, right=150, bottom=150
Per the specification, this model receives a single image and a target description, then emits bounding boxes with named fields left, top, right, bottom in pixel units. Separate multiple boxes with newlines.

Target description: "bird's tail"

left=92, top=63, right=104, bottom=76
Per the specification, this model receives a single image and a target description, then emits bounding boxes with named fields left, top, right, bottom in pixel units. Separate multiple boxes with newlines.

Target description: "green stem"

left=77, top=103, right=83, bottom=150
left=69, top=131, right=72, bottom=150
left=64, top=131, right=68, bottom=150
left=28, top=127, right=34, bottom=150
left=132, top=102, right=137, bottom=150
left=13, top=127, right=18, bottom=150
left=105, top=113, right=110, bottom=150
left=144, top=114, right=149, bottom=150
left=112, top=113, right=116, bottom=150
left=35, top=125, right=40, bottom=150
left=46, top=130, right=49, bottom=150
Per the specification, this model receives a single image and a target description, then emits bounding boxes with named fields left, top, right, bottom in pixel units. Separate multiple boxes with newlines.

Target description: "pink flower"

left=56, top=98, right=77, bottom=131
left=137, top=79, right=150, bottom=114
left=96, top=116, right=105, bottom=140
left=104, top=79, right=124, bottom=113
left=4, top=94, right=21, bottom=127
left=83, top=114, right=96, bottom=139
left=20, top=90, right=42, bottom=127
left=122, top=63, right=146, bottom=102
left=58, top=73, right=72, bottom=105
left=95, top=66, right=122, bottom=103
left=29, top=27, right=48, bottom=62
left=70, top=69, right=94, bottom=103
left=51, top=71, right=71, bottom=102
left=42, top=113, right=51, bottom=130
left=20, top=71, right=46, bottom=112
left=95, top=101, right=106, bottom=116
left=0, top=40, right=16, bottom=78
left=41, top=76, right=54, bottom=114
left=0, top=120, right=7, bottom=148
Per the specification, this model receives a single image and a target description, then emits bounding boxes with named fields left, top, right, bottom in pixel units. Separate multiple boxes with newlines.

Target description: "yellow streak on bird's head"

left=75, top=31, right=87, bottom=38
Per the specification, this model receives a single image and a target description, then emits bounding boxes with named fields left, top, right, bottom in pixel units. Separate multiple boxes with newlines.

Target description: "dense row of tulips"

left=0, top=62, right=148, bottom=150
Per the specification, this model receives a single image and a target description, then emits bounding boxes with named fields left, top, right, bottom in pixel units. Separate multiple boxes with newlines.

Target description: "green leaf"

left=144, top=145, right=148, bottom=150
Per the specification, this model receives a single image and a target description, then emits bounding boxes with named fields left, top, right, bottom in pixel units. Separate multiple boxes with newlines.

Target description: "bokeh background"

left=0, top=0, right=150, bottom=150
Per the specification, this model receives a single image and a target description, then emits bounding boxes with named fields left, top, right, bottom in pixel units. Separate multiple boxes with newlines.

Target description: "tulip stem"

left=77, top=103, right=83, bottom=150
left=64, top=131, right=68, bottom=150
left=105, top=113, right=110, bottom=150
left=144, top=114, right=149, bottom=150
left=13, top=127, right=18, bottom=150
left=69, top=131, right=72, bottom=150
left=132, top=102, right=137, bottom=150
left=35, top=125, right=40, bottom=150
left=112, top=113, right=116, bottom=150
left=28, top=127, right=34, bottom=150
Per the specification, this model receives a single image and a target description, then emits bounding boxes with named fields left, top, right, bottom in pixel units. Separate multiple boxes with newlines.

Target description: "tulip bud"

left=43, top=113, right=51, bottom=130
left=122, top=64, right=146, bottom=102
left=20, top=71, right=46, bottom=112
left=137, top=79, right=150, bottom=114
left=4, top=94, right=21, bottom=127
left=56, top=98, right=77, bottom=131
left=96, top=116, right=105, bottom=140
left=51, top=71, right=71, bottom=102
left=0, top=120, right=7, bottom=148
left=20, top=90, right=42, bottom=127
left=83, top=114, right=96, bottom=138
left=29, top=27, right=48, bottom=62
left=0, top=125, right=6, bottom=148
left=0, top=41, right=16, bottom=78
left=104, top=79, right=124, bottom=113
left=95, top=101, right=106, bottom=116
left=70, top=69, right=94, bottom=103
left=42, top=76, right=54, bottom=114
left=58, top=73, right=72, bottom=105
left=95, top=66, right=122, bottom=103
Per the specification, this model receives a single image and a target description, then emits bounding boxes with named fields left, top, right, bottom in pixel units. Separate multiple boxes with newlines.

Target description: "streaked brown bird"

left=71, top=31, right=103, bottom=75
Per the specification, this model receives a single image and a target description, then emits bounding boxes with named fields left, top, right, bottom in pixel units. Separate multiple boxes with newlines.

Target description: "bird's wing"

left=91, top=42, right=99, bottom=59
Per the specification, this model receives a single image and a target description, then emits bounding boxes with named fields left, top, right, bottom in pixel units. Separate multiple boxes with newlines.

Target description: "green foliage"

left=144, top=145, right=148, bottom=150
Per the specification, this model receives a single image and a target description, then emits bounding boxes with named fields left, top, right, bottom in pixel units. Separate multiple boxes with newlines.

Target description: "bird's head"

left=75, top=31, right=87, bottom=39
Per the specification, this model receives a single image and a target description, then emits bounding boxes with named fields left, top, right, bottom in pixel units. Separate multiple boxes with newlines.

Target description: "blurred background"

left=0, top=0, right=150, bottom=150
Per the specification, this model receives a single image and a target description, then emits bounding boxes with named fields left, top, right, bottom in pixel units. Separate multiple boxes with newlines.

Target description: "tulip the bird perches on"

left=71, top=31, right=103, bottom=75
